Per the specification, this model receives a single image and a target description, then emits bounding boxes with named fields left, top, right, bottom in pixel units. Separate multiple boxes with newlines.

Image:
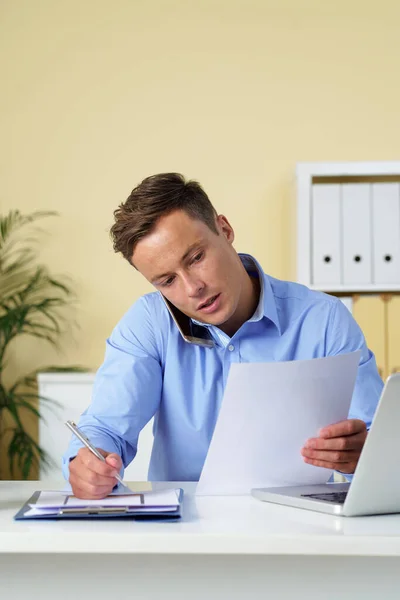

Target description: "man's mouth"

left=197, top=294, right=221, bottom=312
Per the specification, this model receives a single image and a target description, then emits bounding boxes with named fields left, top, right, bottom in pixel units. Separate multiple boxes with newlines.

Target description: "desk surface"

left=2, top=480, right=400, bottom=556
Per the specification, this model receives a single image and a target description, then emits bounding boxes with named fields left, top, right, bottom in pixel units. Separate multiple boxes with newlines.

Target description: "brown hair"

left=110, top=173, right=218, bottom=263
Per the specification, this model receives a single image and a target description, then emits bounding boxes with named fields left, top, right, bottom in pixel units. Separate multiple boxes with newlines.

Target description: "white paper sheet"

left=196, top=351, right=361, bottom=495
left=31, top=489, right=179, bottom=509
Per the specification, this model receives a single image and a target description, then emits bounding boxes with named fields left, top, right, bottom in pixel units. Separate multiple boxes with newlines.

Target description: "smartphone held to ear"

left=160, top=294, right=215, bottom=348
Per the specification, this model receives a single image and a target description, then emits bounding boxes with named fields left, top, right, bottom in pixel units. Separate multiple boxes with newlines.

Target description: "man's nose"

left=183, top=276, right=205, bottom=297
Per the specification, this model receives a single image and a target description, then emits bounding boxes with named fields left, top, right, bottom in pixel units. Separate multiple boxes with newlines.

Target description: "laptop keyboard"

left=300, top=491, right=348, bottom=504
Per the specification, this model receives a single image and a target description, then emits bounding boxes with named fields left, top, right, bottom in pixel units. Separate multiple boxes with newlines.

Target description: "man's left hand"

left=301, top=419, right=367, bottom=474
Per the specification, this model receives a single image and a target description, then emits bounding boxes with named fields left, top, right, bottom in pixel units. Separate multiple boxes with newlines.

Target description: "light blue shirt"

left=62, top=254, right=383, bottom=481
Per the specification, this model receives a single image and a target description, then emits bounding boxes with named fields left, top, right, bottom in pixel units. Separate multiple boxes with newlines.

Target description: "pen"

left=65, top=420, right=125, bottom=487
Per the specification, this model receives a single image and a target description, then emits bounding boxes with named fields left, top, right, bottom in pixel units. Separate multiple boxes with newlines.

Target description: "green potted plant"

left=0, top=210, right=83, bottom=479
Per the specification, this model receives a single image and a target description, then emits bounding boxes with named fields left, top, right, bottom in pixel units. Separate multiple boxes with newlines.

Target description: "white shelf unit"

left=296, top=161, right=400, bottom=293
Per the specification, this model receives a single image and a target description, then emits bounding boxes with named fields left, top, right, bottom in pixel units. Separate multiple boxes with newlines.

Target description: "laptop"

left=251, top=372, right=400, bottom=516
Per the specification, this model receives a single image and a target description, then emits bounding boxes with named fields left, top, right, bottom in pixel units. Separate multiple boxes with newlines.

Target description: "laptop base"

left=251, top=483, right=350, bottom=516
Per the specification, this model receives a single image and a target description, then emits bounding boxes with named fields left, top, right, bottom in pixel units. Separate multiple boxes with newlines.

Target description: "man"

left=63, top=173, right=383, bottom=499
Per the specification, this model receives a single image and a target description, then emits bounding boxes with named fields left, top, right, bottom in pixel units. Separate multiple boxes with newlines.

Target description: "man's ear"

left=216, top=214, right=235, bottom=243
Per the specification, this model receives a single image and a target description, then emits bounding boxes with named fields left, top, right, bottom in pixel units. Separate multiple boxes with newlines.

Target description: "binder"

left=311, top=184, right=341, bottom=285
left=371, top=183, right=400, bottom=284
left=14, top=489, right=184, bottom=520
left=342, top=183, right=372, bottom=285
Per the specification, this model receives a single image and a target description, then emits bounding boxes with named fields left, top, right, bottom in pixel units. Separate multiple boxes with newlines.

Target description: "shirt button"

left=228, top=344, right=235, bottom=352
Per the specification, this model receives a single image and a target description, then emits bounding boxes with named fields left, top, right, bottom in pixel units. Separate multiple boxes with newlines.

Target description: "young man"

left=64, top=173, right=383, bottom=499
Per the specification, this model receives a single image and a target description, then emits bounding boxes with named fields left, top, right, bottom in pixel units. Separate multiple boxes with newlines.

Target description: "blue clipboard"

left=14, top=489, right=184, bottom=521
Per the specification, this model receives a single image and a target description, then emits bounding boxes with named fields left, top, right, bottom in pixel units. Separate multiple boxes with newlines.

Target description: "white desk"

left=2, top=481, right=400, bottom=599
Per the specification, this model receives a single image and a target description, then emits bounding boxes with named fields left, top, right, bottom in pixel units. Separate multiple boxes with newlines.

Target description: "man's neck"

left=219, top=269, right=261, bottom=337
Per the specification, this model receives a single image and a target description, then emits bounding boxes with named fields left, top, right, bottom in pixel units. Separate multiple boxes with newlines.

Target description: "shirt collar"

left=238, top=253, right=281, bottom=334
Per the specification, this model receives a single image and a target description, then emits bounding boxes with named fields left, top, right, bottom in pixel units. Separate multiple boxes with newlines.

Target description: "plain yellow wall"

left=1, top=0, right=400, bottom=476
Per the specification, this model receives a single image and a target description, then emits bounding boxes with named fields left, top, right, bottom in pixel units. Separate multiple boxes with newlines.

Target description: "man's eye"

left=192, top=252, right=203, bottom=263
left=162, top=277, right=175, bottom=287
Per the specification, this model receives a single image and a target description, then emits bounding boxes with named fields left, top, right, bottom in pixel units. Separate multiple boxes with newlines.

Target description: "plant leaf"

left=0, top=209, right=85, bottom=479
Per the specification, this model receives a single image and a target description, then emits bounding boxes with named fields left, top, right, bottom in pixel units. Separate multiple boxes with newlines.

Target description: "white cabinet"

left=38, top=373, right=154, bottom=482
left=297, top=161, right=400, bottom=292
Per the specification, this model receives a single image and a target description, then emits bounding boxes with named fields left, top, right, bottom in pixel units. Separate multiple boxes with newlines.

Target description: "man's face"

left=132, top=209, right=247, bottom=331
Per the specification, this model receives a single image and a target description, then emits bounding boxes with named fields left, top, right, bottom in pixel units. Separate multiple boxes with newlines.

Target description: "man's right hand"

left=69, top=448, right=123, bottom=499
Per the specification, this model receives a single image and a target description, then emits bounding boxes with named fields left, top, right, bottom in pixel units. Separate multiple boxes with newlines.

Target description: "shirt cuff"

left=335, top=470, right=354, bottom=483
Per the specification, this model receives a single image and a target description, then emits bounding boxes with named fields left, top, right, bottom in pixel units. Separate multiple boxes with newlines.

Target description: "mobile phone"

left=160, top=294, right=215, bottom=348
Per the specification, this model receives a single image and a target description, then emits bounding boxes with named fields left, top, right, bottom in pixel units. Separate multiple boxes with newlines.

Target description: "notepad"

left=14, top=488, right=183, bottom=520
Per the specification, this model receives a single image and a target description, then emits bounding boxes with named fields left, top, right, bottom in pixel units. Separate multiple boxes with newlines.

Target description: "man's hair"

left=110, top=173, right=218, bottom=263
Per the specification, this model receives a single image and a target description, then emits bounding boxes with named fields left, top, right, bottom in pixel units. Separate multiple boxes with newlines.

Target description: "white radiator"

left=37, top=373, right=154, bottom=482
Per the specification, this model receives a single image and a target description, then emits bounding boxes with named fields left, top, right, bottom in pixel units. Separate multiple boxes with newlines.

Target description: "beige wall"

left=1, top=1, right=400, bottom=475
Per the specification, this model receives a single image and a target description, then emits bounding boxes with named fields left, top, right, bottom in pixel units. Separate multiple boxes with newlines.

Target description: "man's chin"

left=194, top=310, right=231, bottom=327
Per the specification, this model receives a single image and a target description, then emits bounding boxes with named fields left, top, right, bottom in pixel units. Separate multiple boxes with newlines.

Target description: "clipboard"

left=14, top=489, right=184, bottom=521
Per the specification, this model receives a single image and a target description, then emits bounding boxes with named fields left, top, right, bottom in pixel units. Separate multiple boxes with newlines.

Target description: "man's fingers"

left=105, top=453, right=123, bottom=471
left=69, top=470, right=116, bottom=499
left=69, top=448, right=122, bottom=499
left=301, top=447, right=360, bottom=463
left=303, top=457, right=356, bottom=474
left=318, top=419, right=367, bottom=439
left=77, top=448, right=120, bottom=477
left=70, top=463, right=118, bottom=487
left=301, top=419, right=367, bottom=475
left=70, top=479, right=114, bottom=499
left=304, top=431, right=367, bottom=452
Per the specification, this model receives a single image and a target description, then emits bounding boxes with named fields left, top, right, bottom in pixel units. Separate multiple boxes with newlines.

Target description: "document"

left=196, top=351, right=361, bottom=495
left=31, top=489, right=180, bottom=509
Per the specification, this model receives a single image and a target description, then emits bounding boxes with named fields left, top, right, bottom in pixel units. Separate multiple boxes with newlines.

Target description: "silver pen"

left=65, top=420, right=126, bottom=487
